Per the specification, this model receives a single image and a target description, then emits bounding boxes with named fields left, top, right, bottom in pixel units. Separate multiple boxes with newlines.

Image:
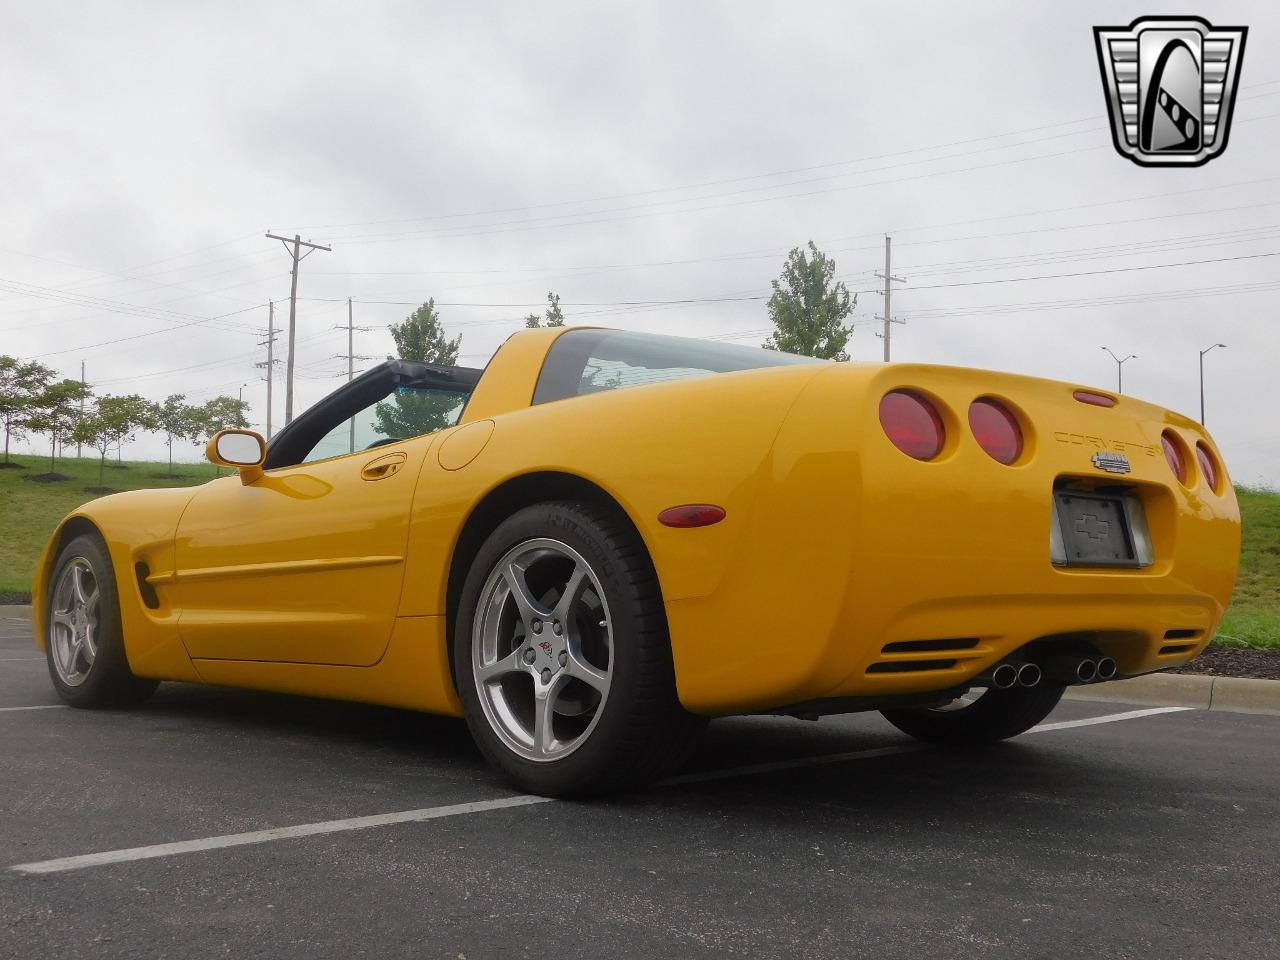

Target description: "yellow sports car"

left=32, top=327, right=1240, bottom=795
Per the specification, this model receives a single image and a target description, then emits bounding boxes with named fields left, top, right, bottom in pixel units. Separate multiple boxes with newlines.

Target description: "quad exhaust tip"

left=985, top=656, right=1109, bottom=689
left=989, top=662, right=1019, bottom=689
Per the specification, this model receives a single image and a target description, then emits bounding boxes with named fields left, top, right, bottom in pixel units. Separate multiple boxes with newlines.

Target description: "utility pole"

left=77, top=360, right=85, bottom=458
left=1101, top=346, right=1137, bottom=394
left=334, top=297, right=375, bottom=453
left=255, top=302, right=280, bottom=440
left=874, top=235, right=906, bottom=362
left=266, top=232, right=331, bottom=425
left=1198, top=343, right=1227, bottom=425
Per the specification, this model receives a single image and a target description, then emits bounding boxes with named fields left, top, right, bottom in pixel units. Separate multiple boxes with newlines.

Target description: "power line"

left=265, top=232, right=332, bottom=425
left=255, top=302, right=280, bottom=440
left=304, top=79, right=1280, bottom=235
left=328, top=112, right=1280, bottom=247
left=874, top=236, right=906, bottom=362
left=846, top=249, right=1280, bottom=296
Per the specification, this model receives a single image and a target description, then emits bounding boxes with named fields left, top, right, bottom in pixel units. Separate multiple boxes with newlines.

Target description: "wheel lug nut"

left=523, top=649, right=536, bottom=665
left=531, top=620, right=542, bottom=634
left=558, top=651, right=568, bottom=667
left=540, top=668, right=552, bottom=684
left=552, top=621, right=562, bottom=636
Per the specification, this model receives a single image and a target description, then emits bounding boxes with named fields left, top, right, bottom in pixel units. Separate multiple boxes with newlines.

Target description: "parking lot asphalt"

left=2, top=609, right=1278, bottom=960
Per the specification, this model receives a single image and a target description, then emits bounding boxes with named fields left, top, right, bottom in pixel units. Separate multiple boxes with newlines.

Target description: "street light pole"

left=1198, top=343, right=1226, bottom=425
left=1101, top=346, right=1137, bottom=394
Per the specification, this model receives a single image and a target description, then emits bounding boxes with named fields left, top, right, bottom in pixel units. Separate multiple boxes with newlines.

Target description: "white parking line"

left=0, top=704, right=65, bottom=713
left=0, top=657, right=42, bottom=662
left=1026, top=706, right=1193, bottom=732
left=11, top=795, right=553, bottom=875
left=8, top=704, right=1194, bottom=875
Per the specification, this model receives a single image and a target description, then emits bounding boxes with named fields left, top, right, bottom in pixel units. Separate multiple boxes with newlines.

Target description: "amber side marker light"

left=968, top=398, right=1023, bottom=465
left=1162, top=430, right=1189, bottom=484
left=658, top=504, right=727, bottom=528
left=1196, top=442, right=1220, bottom=492
left=1073, top=390, right=1117, bottom=407
left=879, top=390, right=945, bottom=460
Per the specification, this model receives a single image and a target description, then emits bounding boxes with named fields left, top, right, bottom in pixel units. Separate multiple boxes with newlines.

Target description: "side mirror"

left=206, top=429, right=267, bottom=485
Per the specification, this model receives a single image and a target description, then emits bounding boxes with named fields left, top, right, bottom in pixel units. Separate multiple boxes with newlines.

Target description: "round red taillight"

left=968, top=398, right=1023, bottom=465
left=879, top=390, right=945, bottom=461
left=1162, top=430, right=1188, bottom=484
left=1196, top=442, right=1219, bottom=492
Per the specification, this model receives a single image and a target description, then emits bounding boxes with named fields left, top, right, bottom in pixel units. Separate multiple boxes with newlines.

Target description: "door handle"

left=361, top=452, right=407, bottom=481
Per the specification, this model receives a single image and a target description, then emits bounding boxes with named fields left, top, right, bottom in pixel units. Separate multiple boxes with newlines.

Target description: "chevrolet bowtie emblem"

left=1094, top=16, right=1247, bottom=167
left=1092, top=451, right=1132, bottom=474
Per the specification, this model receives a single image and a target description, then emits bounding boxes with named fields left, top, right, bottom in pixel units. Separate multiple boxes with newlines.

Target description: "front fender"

left=32, top=488, right=204, bottom=681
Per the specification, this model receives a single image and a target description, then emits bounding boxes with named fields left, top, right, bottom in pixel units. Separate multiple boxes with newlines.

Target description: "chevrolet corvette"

left=32, top=327, right=1240, bottom=795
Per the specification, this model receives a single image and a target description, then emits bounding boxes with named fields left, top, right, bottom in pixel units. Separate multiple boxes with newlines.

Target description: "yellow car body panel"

left=32, top=329, right=1240, bottom=719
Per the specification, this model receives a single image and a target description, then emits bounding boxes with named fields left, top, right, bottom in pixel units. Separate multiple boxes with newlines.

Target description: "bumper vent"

left=881, top=637, right=980, bottom=654
left=865, top=637, right=985, bottom=676
left=867, top=659, right=958, bottom=674
left=1158, top=629, right=1203, bottom=657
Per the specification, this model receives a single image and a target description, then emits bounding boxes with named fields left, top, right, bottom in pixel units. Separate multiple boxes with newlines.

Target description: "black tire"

left=880, top=684, right=1065, bottom=745
left=454, top=501, right=705, bottom=797
left=45, top=533, right=159, bottom=709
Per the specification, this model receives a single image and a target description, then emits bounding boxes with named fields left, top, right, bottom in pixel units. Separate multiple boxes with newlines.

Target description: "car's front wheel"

left=454, top=501, right=703, bottom=796
left=880, top=684, right=1064, bottom=745
left=46, top=533, right=159, bottom=708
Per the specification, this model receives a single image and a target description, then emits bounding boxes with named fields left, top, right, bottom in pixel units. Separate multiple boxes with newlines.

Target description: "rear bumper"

left=665, top=363, right=1240, bottom=715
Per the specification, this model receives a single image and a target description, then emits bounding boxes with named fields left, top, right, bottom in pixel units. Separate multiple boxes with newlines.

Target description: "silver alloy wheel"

left=48, top=557, right=100, bottom=687
left=472, top=538, right=613, bottom=763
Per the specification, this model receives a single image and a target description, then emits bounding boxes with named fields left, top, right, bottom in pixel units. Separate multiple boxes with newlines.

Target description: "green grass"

left=0, top=453, right=213, bottom=594
left=1219, top=486, right=1280, bottom=650
left=0, top=455, right=1277, bottom=649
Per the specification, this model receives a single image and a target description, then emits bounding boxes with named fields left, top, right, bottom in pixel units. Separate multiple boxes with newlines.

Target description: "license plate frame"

left=1050, top=489, right=1154, bottom=568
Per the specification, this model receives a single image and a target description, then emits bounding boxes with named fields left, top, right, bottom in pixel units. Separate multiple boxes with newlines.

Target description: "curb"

left=0, top=605, right=32, bottom=620
left=1065, top=673, right=1280, bottom=717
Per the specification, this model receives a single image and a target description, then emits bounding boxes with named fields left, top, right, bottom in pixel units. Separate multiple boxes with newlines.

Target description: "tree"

left=150, top=394, right=199, bottom=475
left=191, top=396, right=251, bottom=474
left=762, top=242, right=856, bottom=361
left=26, top=379, right=92, bottom=474
left=193, top=395, right=250, bottom=438
left=71, top=397, right=139, bottom=485
left=0, top=357, right=56, bottom=466
left=524, top=292, right=565, bottom=328
left=386, top=299, right=460, bottom=364
left=102, top=394, right=157, bottom=463
left=374, top=300, right=464, bottom=440
left=71, top=395, right=154, bottom=481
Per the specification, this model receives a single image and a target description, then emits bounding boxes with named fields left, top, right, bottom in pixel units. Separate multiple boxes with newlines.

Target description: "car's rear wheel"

left=879, top=684, right=1064, bottom=744
left=454, top=501, right=704, bottom=796
left=46, top=534, right=159, bottom=708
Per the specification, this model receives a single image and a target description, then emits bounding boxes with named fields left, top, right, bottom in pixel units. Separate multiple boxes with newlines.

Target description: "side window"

left=533, top=329, right=823, bottom=405
left=302, top=385, right=468, bottom=463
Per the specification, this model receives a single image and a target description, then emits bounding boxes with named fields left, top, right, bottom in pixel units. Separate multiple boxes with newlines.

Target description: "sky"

left=1, top=1, right=1277, bottom=485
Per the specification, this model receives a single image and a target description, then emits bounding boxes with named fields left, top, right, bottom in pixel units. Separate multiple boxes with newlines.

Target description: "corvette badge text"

left=1054, top=432, right=1157, bottom=460
left=1094, top=16, right=1247, bottom=167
